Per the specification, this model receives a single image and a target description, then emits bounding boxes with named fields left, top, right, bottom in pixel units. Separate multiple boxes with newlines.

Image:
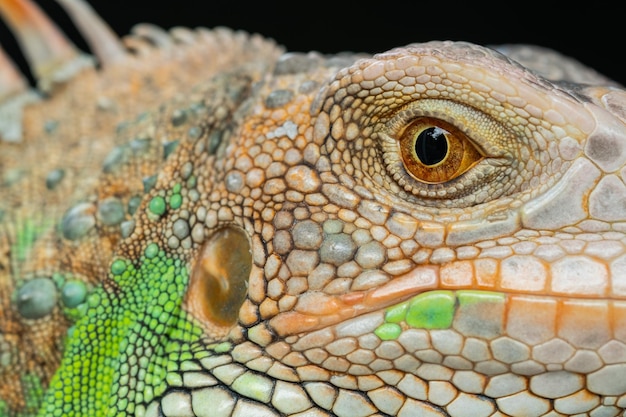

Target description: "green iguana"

left=1, top=0, right=626, bottom=416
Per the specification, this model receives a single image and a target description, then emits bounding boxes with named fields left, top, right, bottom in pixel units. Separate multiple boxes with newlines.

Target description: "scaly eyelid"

left=383, top=98, right=516, bottom=160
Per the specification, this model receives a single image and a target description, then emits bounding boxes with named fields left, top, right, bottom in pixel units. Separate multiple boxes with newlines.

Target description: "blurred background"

left=0, top=0, right=622, bottom=86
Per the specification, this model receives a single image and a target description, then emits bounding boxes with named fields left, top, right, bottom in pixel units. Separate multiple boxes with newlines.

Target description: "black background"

left=0, top=1, right=622, bottom=86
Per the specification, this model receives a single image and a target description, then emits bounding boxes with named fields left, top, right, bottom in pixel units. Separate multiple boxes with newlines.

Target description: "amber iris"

left=399, top=117, right=483, bottom=184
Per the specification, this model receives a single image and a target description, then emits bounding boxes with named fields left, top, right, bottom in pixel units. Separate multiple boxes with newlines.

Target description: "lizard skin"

left=1, top=1, right=626, bottom=416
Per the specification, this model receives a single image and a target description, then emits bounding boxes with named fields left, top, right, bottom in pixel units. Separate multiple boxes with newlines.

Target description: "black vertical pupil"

left=415, top=127, right=448, bottom=166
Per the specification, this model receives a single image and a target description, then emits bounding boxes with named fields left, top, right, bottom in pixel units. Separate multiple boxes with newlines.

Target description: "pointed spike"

left=55, top=0, right=127, bottom=66
left=0, top=43, right=39, bottom=142
left=170, top=26, right=198, bottom=45
left=131, top=23, right=173, bottom=48
left=0, top=43, right=28, bottom=99
left=0, top=89, right=39, bottom=142
left=0, top=0, right=82, bottom=81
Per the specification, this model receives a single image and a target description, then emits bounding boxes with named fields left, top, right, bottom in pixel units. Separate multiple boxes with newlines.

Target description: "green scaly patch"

left=375, top=290, right=506, bottom=340
left=39, top=243, right=203, bottom=417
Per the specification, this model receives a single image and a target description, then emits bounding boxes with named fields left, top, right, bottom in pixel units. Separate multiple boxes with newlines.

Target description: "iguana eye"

left=399, top=117, right=483, bottom=184
left=378, top=99, right=520, bottom=207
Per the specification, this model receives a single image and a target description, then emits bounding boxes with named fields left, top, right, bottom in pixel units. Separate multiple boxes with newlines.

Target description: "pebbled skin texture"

left=1, top=3, right=626, bottom=417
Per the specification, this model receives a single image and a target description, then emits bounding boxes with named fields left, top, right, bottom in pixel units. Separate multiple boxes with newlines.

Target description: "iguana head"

left=43, top=39, right=626, bottom=416
left=2, top=1, right=626, bottom=416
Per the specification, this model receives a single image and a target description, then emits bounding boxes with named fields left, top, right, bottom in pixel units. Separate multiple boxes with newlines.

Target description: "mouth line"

left=269, top=265, right=438, bottom=336
left=269, top=265, right=625, bottom=337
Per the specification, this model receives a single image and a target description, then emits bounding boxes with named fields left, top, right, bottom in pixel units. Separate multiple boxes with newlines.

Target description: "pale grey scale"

left=44, top=168, right=65, bottom=190
left=60, top=202, right=96, bottom=241
left=97, top=197, right=126, bottom=226
left=172, top=218, right=191, bottom=240
left=170, top=109, right=189, bottom=127
left=102, top=145, right=127, bottom=173
left=14, top=276, right=58, bottom=319
left=319, top=233, right=357, bottom=267
left=120, top=220, right=135, bottom=238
